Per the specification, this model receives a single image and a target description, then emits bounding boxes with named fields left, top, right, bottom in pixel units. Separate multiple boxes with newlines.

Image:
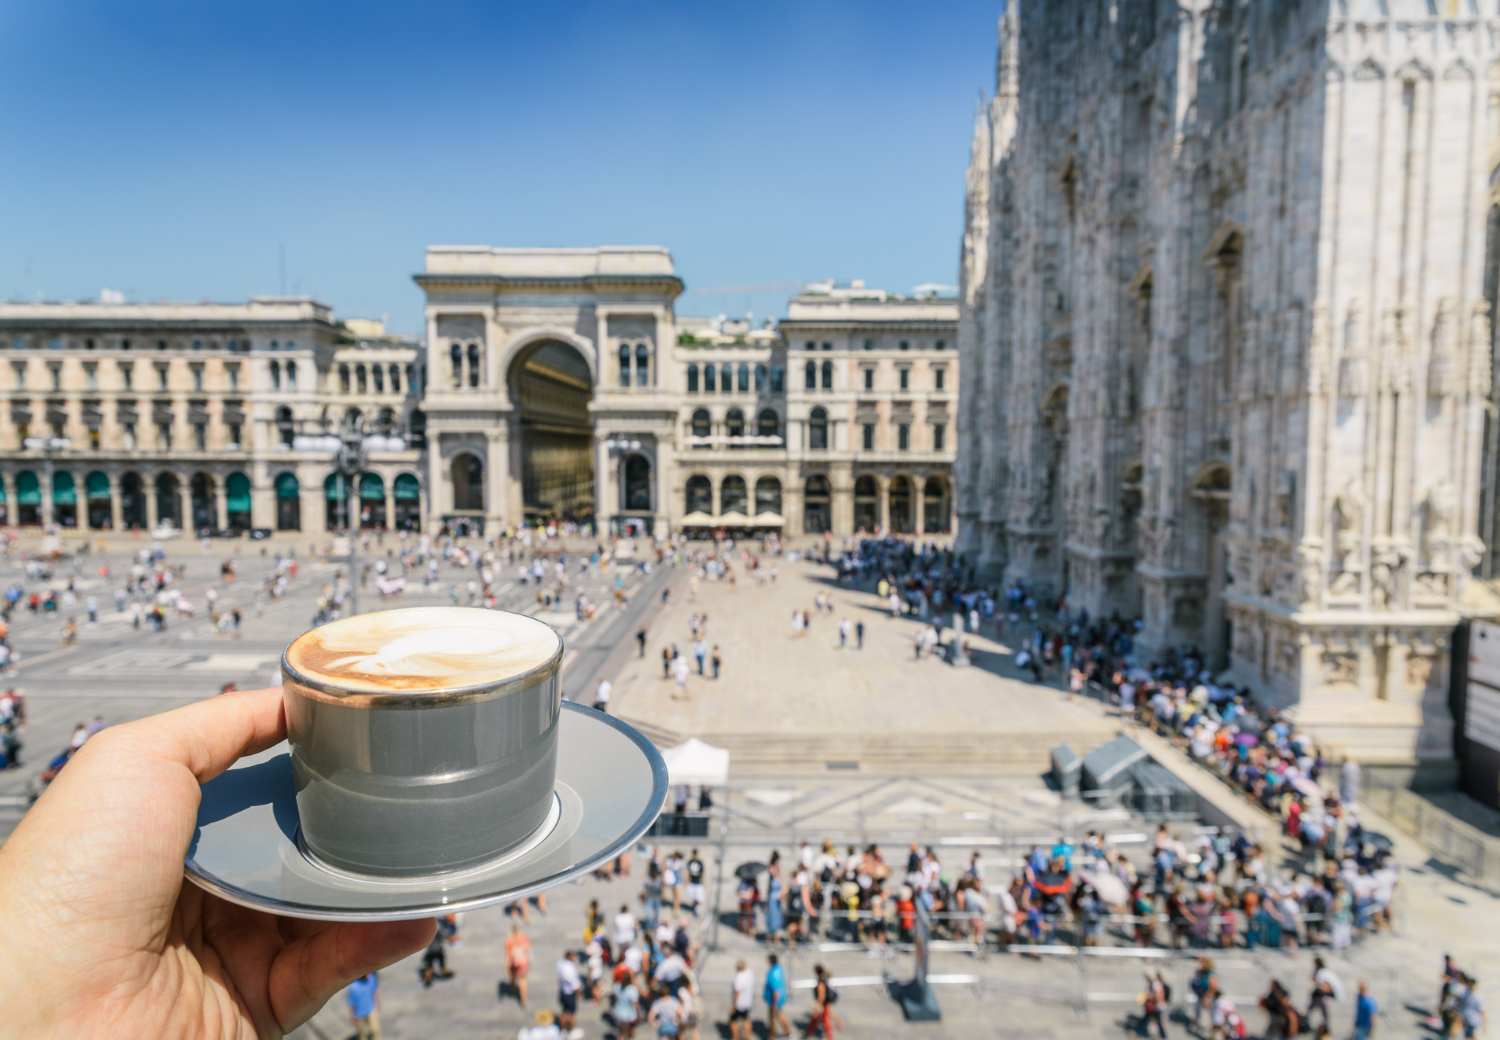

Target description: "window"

left=898, top=368, right=910, bottom=391
left=192, top=339, right=203, bottom=351
left=737, top=362, right=750, bottom=393
left=899, top=340, right=910, bottom=351
left=120, top=361, right=133, bottom=390
left=193, top=423, right=207, bottom=451
left=863, top=338, right=874, bottom=350
left=226, top=364, right=240, bottom=391
left=687, top=364, right=699, bottom=393
left=227, top=422, right=242, bottom=447
left=804, top=360, right=816, bottom=390
left=862, top=423, right=875, bottom=450
left=757, top=408, right=780, bottom=438
left=122, top=422, right=136, bottom=449
left=690, top=408, right=711, bottom=439
left=156, top=339, right=167, bottom=351
left=389, top=364, right=401, bottom=393
left=46, top=337, right=61, bottom=350
left=897, top=423, right=910, bottom=451
left=157, top=422, right=172, bottom=450
left=156, top=363, right=169, bottom=390
left=83, top=363, right=97, bottom=390
left=704, top=363, right=717, bottom=393
left=934, top=367, right=946, bottom=391
left=720, top=363, right=732, bottom=394
left=808, top=406, right=828, bottom=450
left=48, top=363, right=61, bottom=392
left=340, top=363, right=352, bottom=394
left=270, top=340, right=279, bottom=350
left=618, top=343, right=631, bottom=387
left=286, top=361, right=298, bottom=389
left=636, top=344, right=651, bottom=387
left=286, top=340, right=296, bottom=350
left=190, top=363, right=205, bottom=392
left=933, top=423, right=946, bottom=451
left=726, top=407, right=745, bottom=438
left=10, top=361, right=25, bottom=390
left=356, top=364, right=368, bottom=394
left=448, top=345, right=461, bottom=389
left=372, top=365, right=384, bottom=393
left=84, top=338, right=95, bottom=351
left=935, top=339, right=947, bottom=350
left=770, top=365, right=785, bottom=392
left=270, top=360, right=281, bottom=391
left=120, top=338, right=131, bottom=351
left=276, top=405, right=295, bottom=447
left=820, top=360, right=833, bottom=390
left=804, top=340, right=815, bottom=351
left=755, top=363, right=768, bottom=392
left=821, top=341, right=832, bottom=351
left=466, top=344, right=481, bottom=388
left=863, top=367, right=874, bottom=391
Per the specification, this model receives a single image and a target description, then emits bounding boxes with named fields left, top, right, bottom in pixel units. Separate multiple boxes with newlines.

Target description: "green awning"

left=225, top=473, right=252, bottom=513
left=358, top=474, right=385, bottom=502
left=86, top=471, right=111, bottom=501
left=324, top=474, right=349, bottom=502
left=394, top=473, right=420, bottom=501
left=275, top=472, right=300, bottom=500
left=52, top=472, right=76, bottom=506
left=15, top=472, right=39, bottom=506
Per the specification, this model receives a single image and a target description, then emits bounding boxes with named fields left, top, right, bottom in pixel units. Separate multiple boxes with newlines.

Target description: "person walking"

left=855, top=619, right=864, bottom=649
left=506, top=922, right=533, bottom=1007
left=345, top=972, right=380, bottom=1040
left=592, top=678, right=612, bottom=714
left=1138, top=971, right=1169, bottom=1038
left=556, top=949, right=583, bottom=1038
left=763, top=952, right=791, bottom=1039
left=1353, top=980, right=1378, bottom=1040
left=612, top=972, right=643, bottom=1039
left=1305, top=956, right=1342, bottom=1033
left=710, top=646, right=722, bottom=680
left=419, top=921, right=454, bottom=987
left=729, top=959, right=754, bottom=1040
left=672, top=654, right=690, bottom=700
left=809, top=963, right=838, bottom=1038
left=693, top=638, right=708, bottom=676
left=637, top=627, right=648, bottom=658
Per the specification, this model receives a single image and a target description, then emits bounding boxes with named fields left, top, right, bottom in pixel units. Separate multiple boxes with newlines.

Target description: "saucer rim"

left=184, top=701, right=668, bottom=921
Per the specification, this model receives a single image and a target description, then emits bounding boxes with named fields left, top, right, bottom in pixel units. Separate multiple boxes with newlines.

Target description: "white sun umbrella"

left=1080, top=869, right=1129, bottom=907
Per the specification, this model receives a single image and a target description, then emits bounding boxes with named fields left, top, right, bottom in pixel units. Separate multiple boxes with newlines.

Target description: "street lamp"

left=291, top=418, right=407, bottom=618
left=23, top=436, right=71, bottom=528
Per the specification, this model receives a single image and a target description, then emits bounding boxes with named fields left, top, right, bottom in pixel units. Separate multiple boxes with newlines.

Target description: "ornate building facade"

left=0, top=254, right=956, bottom=542
left=957, top=0, right=1499, bottom=770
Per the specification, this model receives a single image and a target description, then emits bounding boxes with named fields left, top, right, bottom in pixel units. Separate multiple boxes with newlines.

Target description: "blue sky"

left=0, top=2, right=999, bottom=334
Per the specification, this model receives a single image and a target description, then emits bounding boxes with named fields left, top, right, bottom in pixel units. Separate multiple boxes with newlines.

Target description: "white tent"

left=661, top=737, right=731, bottom=786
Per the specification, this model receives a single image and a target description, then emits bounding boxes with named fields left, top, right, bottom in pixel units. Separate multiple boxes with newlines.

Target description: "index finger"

left=111, top=686, right=286, bottom=782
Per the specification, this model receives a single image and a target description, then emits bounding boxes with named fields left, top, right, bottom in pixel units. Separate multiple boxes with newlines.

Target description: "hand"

left=0, top=687, right=434, bottom=1038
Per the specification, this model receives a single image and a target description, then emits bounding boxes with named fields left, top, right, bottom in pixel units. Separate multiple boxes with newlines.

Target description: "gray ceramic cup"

left=281, top=608, right=564, bottom=878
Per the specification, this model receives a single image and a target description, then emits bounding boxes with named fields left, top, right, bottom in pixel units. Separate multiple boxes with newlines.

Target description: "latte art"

left=287, top=607, right=561, bottom=693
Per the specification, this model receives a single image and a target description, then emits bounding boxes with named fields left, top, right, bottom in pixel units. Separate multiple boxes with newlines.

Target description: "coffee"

left=286, top=606, right=560, bottom=694
left=282, top=606, right=565, bottom=877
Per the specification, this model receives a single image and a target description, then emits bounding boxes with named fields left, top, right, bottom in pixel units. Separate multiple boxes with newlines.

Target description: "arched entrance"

left=359, top=473, right=387, bottom=530
left=190, top=472, right=216, bottom=531
left=154, top=473, right=181, bottom=529
left=450, top=453, right=484, bottom=512
left=15, top=471, right=41, bottom=526
left=803, top=475, right=831, bottom=534
left=394, top=473, right=422, bottom=531
left=275, top=472, right=301, bottom=531
left=225, top=472, right=252, bottom=531
left=620, top=454, right=652, bottom=513
left=854, top=475, right=879, bottom=532
left=509, top=340, right=594, bottom=524
left=85, top=471, right=112, bottom=529
left=923, top=477, right=951, bottom=534
left=120, top=472, right=147, bottom=529
left=52, top=472, right=77, bottom=528
left=324, top=472, right=352, bottom=531
left=888, top=476, right=914, bottom=535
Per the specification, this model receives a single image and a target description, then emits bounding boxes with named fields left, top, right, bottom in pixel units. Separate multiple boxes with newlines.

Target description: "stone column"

left=145, top=473, right=159, bottom=529
left=175, top=473, right=189, bottom=532
left=385, top=486, right=396, bottom=532
left=594, top=436, right=613, bottom=535
left=785, top=481, right=805, bottom=538
left=486, top=428, right=509, bottom=532
left=0, top=473, right=9, bottom=525
left=426, top=437, right=448, bottom=526
left=878, top=475, right=889, bottom=533
left=214, top=476, right=228, bottom=530
left=915, top=474, right=927, bottom=536
left=109, top=473, right=123, bottom=531
left=300, top=469, right=322, bottom=535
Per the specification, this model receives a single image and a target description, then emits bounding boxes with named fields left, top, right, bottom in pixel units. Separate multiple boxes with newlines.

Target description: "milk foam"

left=287, top=607, right=560, bottom=692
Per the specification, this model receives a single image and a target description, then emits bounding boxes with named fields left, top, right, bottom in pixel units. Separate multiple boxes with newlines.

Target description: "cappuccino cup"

left=281, top=606, right=564, bottom=877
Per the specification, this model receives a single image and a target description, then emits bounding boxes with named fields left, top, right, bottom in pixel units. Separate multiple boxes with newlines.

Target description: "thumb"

left=271, top=918, right=435, bottom=1031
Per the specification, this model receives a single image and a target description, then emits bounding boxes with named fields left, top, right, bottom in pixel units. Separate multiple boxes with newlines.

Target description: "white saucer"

left=184, top=702, right=668, bottom=921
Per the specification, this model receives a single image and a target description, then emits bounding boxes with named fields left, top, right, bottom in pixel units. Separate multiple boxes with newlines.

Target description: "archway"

left=15, top=471, right=41, bottom=526
left=684, top=475, right=712, bottom=515
left=275, top=472, right=301, bottom=531
left=621, top=454, right=652, bottom=513
left=52, top=472, right=77, bottom=528
left=358, top=473, right=387, bottom=530
left=394, top=472, right=421, bottom=531
left=923, top=477, right=951, bottom=534
left=450, top=453, right=484, bottom=512
left=803, top=475, right=831, bottom=534
left=190, top=473, right=216, bottom=531
left=854, top=475, right=880, bottom=532
left=85, top=471, right=112, bottom=529
left=225, top=472, right=252, bottom=531
left=754, top=477, right=782, bottom=518
left=154, top=473, right=181, bottom=529
left=888, top=476, right=913, bottom=535
left=509, top=340, right=593, bottom=523
left=120, top=472, right=147, bottom=529
left=324, top=472, right=352, bottom=531
left=720, top=475, right=748, bottom=518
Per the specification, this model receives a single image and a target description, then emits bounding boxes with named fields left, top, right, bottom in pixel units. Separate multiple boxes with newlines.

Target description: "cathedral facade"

left=957, top=0, right=1500, bottom=770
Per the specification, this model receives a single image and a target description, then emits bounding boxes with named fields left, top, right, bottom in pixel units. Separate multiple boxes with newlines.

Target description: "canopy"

left=752, top=512, right=785, bottom=526
left=324, top=473, right=350, bottom=502
left=85, top=471, right=110, bottom=500
left=275, top=472, right=300, bottom=499
left=225, top=472, right=252, bottom=512
left=679, top=511, right=715, bottom=527
left=718, top=510, right=750, bottom=526
left=359, top=473, right=385, bottom=501
left=52, top=471, right=76, bottom=506
left=394, top=473, right=420, bottom=501
left=661, top=738, right=730, bottom=786
left=14, top=472, right=38, bottom=506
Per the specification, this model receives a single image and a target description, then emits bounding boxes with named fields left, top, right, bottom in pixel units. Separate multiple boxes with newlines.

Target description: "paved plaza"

left=0, top=535, right=1497, bottom=1037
